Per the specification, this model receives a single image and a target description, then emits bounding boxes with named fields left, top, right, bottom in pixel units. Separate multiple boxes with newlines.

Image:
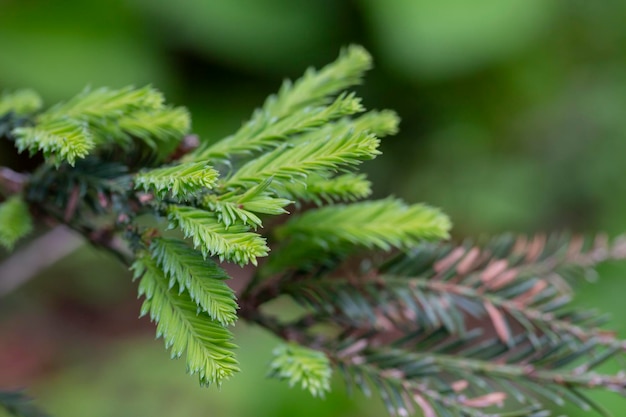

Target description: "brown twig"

left=0, top=226, right=84, bottom=297
left=0, top=166, right=27, bottom=197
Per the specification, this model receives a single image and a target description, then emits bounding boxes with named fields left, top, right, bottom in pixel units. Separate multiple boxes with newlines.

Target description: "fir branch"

left=276, top=199, right=451, bottom=251
left=0, top=89, right=43, bottom=116
left=382, top=233, right=626, bottom=288
left=268, top=343, right=333, bottom=398
left=225, top=129, right=381, bottom=188
left=344, top=347, right=626, bottom=414
left=132, top=253, right=239, bottom=385
left=0, top=195, right=33, bottom=250
left=167, top=205, right=269, bottom=266
left=150, top=238, right=238, bottom=325
left=26, top=157, right=130, bottom=220
left=41, top=86, right=163, bottom=121
left=334, top=349, right=551, bottom=417
left=135, top=161, right=218, bottom=199
left=11, top=86, right=185, bottom=166
left=244, top=233, right=626, bottom=416
left=196, top=92, right=365, bottom=159
left=278, top=173, right=372, bottom=205
left=14, top=118, right=93, bottom=166
left=191, top=45, right=373, bottom=160
left=97, top=106, right=191, bottom=158
left=259, top=199, right=450, bottom=275
left=289, top=109, right=400, bottom=147
left=265, top=45, right=372, bottom=116
left=202, top=177, right=291, bottom=228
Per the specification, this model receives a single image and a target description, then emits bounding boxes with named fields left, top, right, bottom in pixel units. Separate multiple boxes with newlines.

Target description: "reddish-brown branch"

left=0, top=166, right=27, bottom=197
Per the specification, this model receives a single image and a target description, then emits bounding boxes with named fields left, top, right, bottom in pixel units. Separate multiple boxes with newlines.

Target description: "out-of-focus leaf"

left=359, top=0, right=558, bottom=79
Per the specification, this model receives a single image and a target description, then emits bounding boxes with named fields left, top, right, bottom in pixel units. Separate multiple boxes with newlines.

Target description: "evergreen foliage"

left=135, top=162, right=219, bottom=199
left=0, top=196, right=33, bottom=249
left=132, top=253, right=239, bottom=385
left=268, top=343, right=333, bottom=398
left=1, top=46, right=625, bottom=416
left=0, top=89, right=43, bottom=116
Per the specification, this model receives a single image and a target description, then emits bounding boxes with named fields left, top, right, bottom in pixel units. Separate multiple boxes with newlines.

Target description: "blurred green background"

left=1, top=0, right=626, bottom=415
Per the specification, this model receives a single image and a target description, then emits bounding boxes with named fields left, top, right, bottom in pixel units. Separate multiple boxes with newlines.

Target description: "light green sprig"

left=226, top=130, right=380, bottom=188
left=135, top=162, right=218, bottom=199
left=167, top=205, right=269, bottom=266
left=0, top=89, right=43, bottom=116
left=192, top=45, right=372, bottom=160
left=0, top=196, right=34, bottom=250
left=279, top=173, right=372, bottom=205
left=150, top=238, right=238, bottom=325
left=103, top=106, right=191, bottom=157
left=14, top=119, right=93, bottom=166
left=195, top=92, right=364, bottom=159
left=276, top=198, right=451, bottom=251
left=11, top=86, right=188, bottom=166
left=268, top=343, right=332, bottom=398
left=132, top=254, right=239, bottom=386
left=41, top=86, right=163, bottom=121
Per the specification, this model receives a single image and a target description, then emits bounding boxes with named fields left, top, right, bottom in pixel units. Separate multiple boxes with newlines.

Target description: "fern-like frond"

left=276, top=198, right=451, bottom=251
left=132, top=254, right=239, bottom=385
left=290, top=110, right=400, bottom=147
left=278, top=173, right=372, bottom=205
left=150, top=238, right=238, bottom=325
left=105, top=106, right=191, bottom=158
left=135, top=162, right=218, bottom=199
left=226, top=129, right=381, bottom=188
left=351, top=109, right=400, bottom=138
left=264, top=45, right=372, bottom=116
left=13, top=119, right=93, bottom=166
left=195, top=92, right=364, bottom=159
left=0, top=89, right=43, bottom=116
left=41, top=86, right=163, bottom=121
left=268, top=343, right=332, bottom=398
left=0, top=196, right=33, bottom=250
left=191, top=45, right=372, bottom=160
left=167, top=205, right=269, bottom=266
left=11, top=86, right=186, bottom=165
left=203, top=178, right=291, bottom=228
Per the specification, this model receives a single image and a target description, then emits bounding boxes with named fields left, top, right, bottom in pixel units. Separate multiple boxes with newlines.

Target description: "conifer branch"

left=195, top=93, right=365, bottom=159
left=190, top=45, right=373, bottom=160
left=276, top=199, right=451, bottom=251
left=202, top=188, right=291, bottom=229
left=243, top=233, right=626, bottom=416
left=224, top=126, right=381, bottom=188
left=0, top=89, right=43, bottom=116
left=104, top=106, right=190, bottom=157
left=0, top=196, right=33, bottom=249
left=268, top=343, right=333, bottom=398
left=135, top=161, right=218, bottom=199
left=166, top=205, right=269, bottom=266
left=132, top=253, right=239, bottom=385
left=2, top=46, right=626, bottom=417
left=14, top=118, right=94, bottom=166
left=150, top=238, right=238, bottom=325
left=41, top=86, right=163, bottom=121
left=277, top=173, right=372, bottom=205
